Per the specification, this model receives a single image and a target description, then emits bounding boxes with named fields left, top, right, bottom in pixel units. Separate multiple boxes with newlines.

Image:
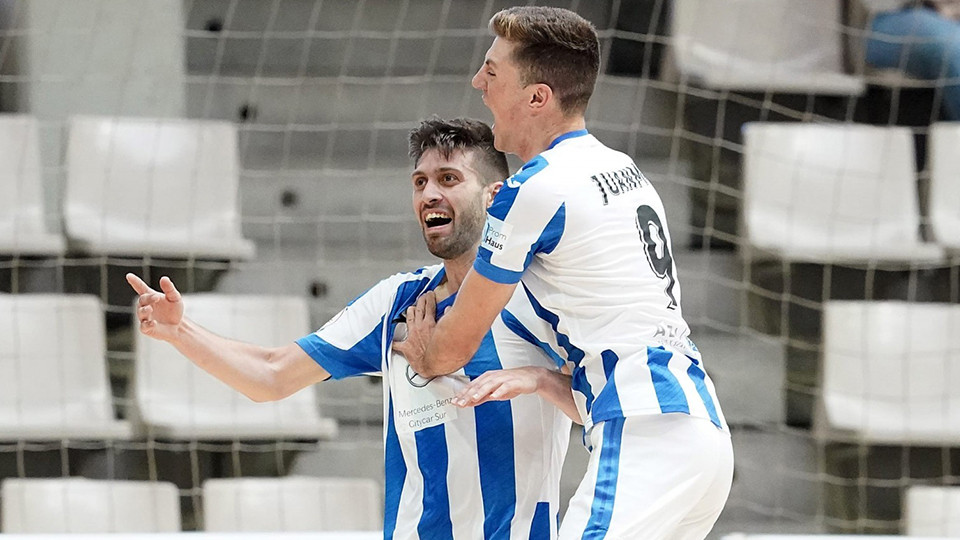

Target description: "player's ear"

left=529, top=83, right=552, bottom=111
left=485, top=181, right=503, bottom=208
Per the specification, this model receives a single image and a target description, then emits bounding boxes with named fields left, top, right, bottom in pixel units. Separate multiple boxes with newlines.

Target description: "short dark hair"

left=408, top=117, right=509, bottom=185
left=490, top=6, right=600, bottom=115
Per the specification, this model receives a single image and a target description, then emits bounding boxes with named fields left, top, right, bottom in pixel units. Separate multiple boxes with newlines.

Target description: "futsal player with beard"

left=126, top=117, right=578, bottom=540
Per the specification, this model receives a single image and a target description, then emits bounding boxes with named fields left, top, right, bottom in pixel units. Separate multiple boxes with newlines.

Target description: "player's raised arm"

left=125, top=273, right=329, bottom=402
left=395, top=268, right=516, bottom=377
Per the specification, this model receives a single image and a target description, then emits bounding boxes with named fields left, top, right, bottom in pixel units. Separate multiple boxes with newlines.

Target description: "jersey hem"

left=586, top=408, right=728, bottom=433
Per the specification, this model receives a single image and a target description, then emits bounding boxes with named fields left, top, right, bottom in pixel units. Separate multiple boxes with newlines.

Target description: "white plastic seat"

left=928, top=122, right=960, bottom=251
left=821, top=301, right=960, bottom=444
left=668, top=0, right=864, bottom=95
left=743, top=123, right=944, bottom=264
left=0, top=294, right=131, bottom=440
left=203, top=476, right=380, bottom=532
left=1, top=478, right=180, bottom=533
left=0, top=115, right=65, bottom=256
left=64, top=115, right=255, bottom=259
left=905, top=486, right=960, bottom=537
left=134, top=294, right=336, bottom=440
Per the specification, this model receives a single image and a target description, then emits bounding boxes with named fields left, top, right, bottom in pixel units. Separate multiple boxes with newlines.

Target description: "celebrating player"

left=394, top=7, right=733, bottom=539
left=127, top=117, right=577, bottom=539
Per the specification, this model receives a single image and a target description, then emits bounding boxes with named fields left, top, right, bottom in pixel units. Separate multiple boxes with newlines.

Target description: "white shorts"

left=559, top=414, right=733, bottom=540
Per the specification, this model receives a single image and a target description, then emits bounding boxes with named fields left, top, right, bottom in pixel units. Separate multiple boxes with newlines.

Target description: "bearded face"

left=412, top=149, right=491, bottom=260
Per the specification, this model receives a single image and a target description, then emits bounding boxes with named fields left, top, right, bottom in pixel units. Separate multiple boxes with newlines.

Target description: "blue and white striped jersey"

left=296, top=264, right=571, bottom=540
left=474, top=130, right=727, bottom=435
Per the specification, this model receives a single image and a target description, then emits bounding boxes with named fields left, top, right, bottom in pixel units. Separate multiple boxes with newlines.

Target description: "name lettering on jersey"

left=589, top=164, right=650, bottom=205
left=482, top=216, right=513, bottom=253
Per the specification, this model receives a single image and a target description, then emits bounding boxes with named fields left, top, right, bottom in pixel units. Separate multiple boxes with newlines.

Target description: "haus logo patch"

left=482, top=216, right=512, bottom=254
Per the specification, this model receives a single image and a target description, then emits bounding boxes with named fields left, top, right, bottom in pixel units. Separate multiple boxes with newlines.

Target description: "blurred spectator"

left=863, top=0, right=960, bottom=118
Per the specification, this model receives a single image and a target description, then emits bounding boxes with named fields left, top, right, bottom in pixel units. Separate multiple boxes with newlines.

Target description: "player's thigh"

left=559, top=414, right=730, bottom=540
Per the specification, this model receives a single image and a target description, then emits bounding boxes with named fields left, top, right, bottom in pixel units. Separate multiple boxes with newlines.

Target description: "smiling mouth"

left=424, top=213, right=453, bottom=229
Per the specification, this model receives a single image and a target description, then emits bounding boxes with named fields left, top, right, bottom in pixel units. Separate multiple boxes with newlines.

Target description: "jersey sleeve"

left=474, top=156, right=566, bottom=284
left=295, top=277, right=396, bottom=380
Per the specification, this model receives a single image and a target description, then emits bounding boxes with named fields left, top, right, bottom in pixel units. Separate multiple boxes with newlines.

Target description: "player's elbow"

left=242, top=373, right=289, bottom=403
left=244, top=389, right=280, bottom=403
left=245, top=352, right=299, bottom=402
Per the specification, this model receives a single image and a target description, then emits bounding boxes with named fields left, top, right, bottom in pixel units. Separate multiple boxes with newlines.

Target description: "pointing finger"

left=125, top=273, right=153, bottom=295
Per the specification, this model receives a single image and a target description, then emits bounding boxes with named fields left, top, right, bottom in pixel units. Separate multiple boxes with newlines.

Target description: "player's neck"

left=517, top=114, right=586, bottom=162
left=438, top=251, right=475, bottom=301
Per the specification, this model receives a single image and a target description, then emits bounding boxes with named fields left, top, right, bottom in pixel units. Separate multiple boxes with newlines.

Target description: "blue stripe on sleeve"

left=415, top=425, right=454, bottom=539
left=472, top=333, right=518, bottom=539
left=383, top=398, right=405, bottom=540
left=583, top=418, right=624, bottom=539
left=528, top=502, right=550, bottom=540
left=687, top=361, right=722, bottom=428
left=646, top=346, right=690, bottom=415
left=295, top=325, right=382, bottom=380
left=474, top=254, right=525, bottom=284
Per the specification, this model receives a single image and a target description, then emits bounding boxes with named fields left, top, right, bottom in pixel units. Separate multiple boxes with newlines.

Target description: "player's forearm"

left=411, top=270, right=515, bottom=377
left=169, top=318, right=296, bottom=402
left=415, top=315, right=483, bottom=377
left=534, top=369, right=582, bottom=424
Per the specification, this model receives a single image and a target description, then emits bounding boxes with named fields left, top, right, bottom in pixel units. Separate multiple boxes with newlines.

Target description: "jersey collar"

left=427, top=267, right=457, bottom=318
left=547, top=129, right=589, bottom=150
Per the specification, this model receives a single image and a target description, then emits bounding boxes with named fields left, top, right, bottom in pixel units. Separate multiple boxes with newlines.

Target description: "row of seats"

left=668, top=0, right=864, bottom=95
left=2, top=476, right=954, bottom=536
left=0, top=476, right=380, bottom=533
left=669, top=0, right=937, bottom=96
left=0, top=115, right=254, bottom=259
left=0, top=293, right=337, bottom=441
left=818, top=301, right=960, bottom=445
left=743, top=122, right=960, bottom=264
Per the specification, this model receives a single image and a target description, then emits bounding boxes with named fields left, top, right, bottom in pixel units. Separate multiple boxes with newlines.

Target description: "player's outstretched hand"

left=125, top=273, right=184, bottom=343
left=453, top=366, right=542, bottom=408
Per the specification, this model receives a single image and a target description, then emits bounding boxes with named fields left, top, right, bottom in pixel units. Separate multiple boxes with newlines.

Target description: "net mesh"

left=0, top=0, right=958, bottom=535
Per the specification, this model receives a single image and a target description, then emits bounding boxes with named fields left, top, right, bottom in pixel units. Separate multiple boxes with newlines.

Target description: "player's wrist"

left=167, top=317, right=191, bottom=345
left=529, top=366, right=548, bottom=393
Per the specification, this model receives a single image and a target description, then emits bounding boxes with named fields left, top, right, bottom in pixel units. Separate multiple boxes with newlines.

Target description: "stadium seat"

left=667, top=0, right=864, bottom=95
left=1, top=478, right=180, bottom=533
left=202, top=476, right=381, bottom=532
left=132, top=294, right=337, bottom=440
left=63, top=116, right=254, bottom=259
left=928, top=122, right=960, bottom=251
left=742, top=123, right=944, bottom=264
left=819, top=301, right=960, bottom=444
left=905, top=485, right=960, bottom=536
left=0, top=294, right=132, bottom=440
left=0, top=115, right=65, bottom=256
